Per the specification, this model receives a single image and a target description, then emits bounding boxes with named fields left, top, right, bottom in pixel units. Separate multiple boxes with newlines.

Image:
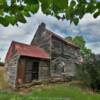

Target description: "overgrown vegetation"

left=76, top=54, right=100, bottom=91
left=72, top=36, right=100, bottom=91
left=0, top=35, right=100, bottom=100
left=0, top=84, right=100, bottom=100
left=0, top=67, right=9, bottom=89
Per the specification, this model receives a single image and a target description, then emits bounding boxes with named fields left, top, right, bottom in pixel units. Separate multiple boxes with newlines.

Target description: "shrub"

left=76, top=56, right=100, bottom=91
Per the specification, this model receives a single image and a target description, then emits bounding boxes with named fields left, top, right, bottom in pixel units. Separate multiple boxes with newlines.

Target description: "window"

left=53, top=60, right=65, bottom=75
left=52, top=38, right=62, bottom=54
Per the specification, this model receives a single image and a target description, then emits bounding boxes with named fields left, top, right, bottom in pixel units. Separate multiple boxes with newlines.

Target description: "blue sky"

left=0, top=9, right=100, bottom=62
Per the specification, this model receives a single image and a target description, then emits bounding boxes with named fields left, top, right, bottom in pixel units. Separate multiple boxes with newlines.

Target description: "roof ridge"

left=12, top=41, right=47, bottom=50
left=45, top=29, right=79, bottom=49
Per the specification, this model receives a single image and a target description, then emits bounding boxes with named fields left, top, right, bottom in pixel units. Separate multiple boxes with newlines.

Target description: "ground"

left=0, top=83, right=100, bottom=100
left=0, top=67, right=100, bottom=100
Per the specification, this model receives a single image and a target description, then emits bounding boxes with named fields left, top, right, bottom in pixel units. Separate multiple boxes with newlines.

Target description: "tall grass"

left=0, top=67, right=100, bottom=100
left=0, top=67, right=9, bottom=89
left=0, top=84, right=100, bottom=100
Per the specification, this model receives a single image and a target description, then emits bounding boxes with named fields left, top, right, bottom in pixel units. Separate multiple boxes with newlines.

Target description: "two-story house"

left=5, top=23, right=80, bottom=88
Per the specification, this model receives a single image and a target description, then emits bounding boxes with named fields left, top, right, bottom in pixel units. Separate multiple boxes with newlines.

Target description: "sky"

left=0, top=9, right=100, bottom=62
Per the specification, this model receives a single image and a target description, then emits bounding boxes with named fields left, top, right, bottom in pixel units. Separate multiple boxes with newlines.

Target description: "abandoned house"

left=5, top=23, right=80, bottom=88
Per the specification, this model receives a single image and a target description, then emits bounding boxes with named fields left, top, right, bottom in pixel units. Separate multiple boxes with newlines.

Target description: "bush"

left=76, top=56, right=100, bottom=91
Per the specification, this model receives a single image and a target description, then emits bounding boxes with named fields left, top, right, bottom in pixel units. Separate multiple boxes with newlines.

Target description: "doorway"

left=25, top=60, right=39, bottom=83
left=31, top=61, right=39, bottom=80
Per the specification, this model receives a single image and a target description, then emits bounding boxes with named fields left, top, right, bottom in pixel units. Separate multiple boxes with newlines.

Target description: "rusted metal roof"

left=14, top=41, right=49, bottom=59
left=6, top=41, right=49, bottom=61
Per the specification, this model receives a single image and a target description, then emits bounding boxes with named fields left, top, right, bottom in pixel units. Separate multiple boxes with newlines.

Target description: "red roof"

left=6, top=41, right=49, bottom=61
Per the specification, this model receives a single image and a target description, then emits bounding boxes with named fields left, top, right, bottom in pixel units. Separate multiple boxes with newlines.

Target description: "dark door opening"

left=31, top=61, right=39, bottom=80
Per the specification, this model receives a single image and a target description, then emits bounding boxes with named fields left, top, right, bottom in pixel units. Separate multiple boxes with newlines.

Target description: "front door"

left=25, top=60, right=39, bottom=83
left=31, top=61, right=39, bottom=80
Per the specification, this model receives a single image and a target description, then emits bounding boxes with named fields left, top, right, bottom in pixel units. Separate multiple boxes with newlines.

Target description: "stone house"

left=5, top=23, right=80, bottom=88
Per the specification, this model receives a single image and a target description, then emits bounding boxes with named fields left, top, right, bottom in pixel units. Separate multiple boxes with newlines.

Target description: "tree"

left=0, top=0, right=100, bottom=26
left=76, top=54, right=100, bottom=91
left=72, top=36, right=100, bottom=91
left=72, top=36, right=92, bottom=59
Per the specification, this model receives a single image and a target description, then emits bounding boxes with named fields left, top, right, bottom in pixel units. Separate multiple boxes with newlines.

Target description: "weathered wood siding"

left=17, top=57, right=39, bottom=84
left=31, top=24, right=80, bottom=80
left=51, top=36, right=79, bottom=78
left=24, top=58, right=34, bottom=83
left=31, top=24, right=51, bottom=56
left=5, top=53, right=19, bottom=88
left=52, top=37, right=62, bottom=55
left=17, top=57, right=50, bottom=84
left=51, top=37, right=79, bottom=59
left=16, top=57, right=26, bottom=84
left=39, top=60, right=50, bottom=80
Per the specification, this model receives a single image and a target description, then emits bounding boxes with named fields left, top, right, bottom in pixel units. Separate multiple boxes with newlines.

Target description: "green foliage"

left=72, top=36, right=100, bottom=91
left=0, top=0, right=100, bottom=26
left=76, top=55, right=100, bottom=91
left=0, top=0, right=39, bottom=26
left=72, top=36, right=92, bottom=58
left=72, top=36, right=85, bottom=48
left=1, top=84, right=100, bottom=100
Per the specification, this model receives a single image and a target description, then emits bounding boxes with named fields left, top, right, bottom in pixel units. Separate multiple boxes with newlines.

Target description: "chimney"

left=39, top=22, right=46, bottom=29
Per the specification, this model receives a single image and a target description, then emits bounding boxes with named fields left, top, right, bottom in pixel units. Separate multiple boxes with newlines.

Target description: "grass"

left=0, top=67, right=100, bottom=100
left=0, top=83, right=100, bottom=100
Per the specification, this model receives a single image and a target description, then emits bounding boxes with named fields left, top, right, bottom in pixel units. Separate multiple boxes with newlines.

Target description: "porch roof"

left=13, top=41, right=49, bottom=59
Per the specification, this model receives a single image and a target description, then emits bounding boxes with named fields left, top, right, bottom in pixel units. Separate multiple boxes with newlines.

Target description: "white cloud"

left=0, top=10, right=100, bottom=62
left=79, top=13, right=100, bottom=25
left=86, top=42, right=100, bottom=54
